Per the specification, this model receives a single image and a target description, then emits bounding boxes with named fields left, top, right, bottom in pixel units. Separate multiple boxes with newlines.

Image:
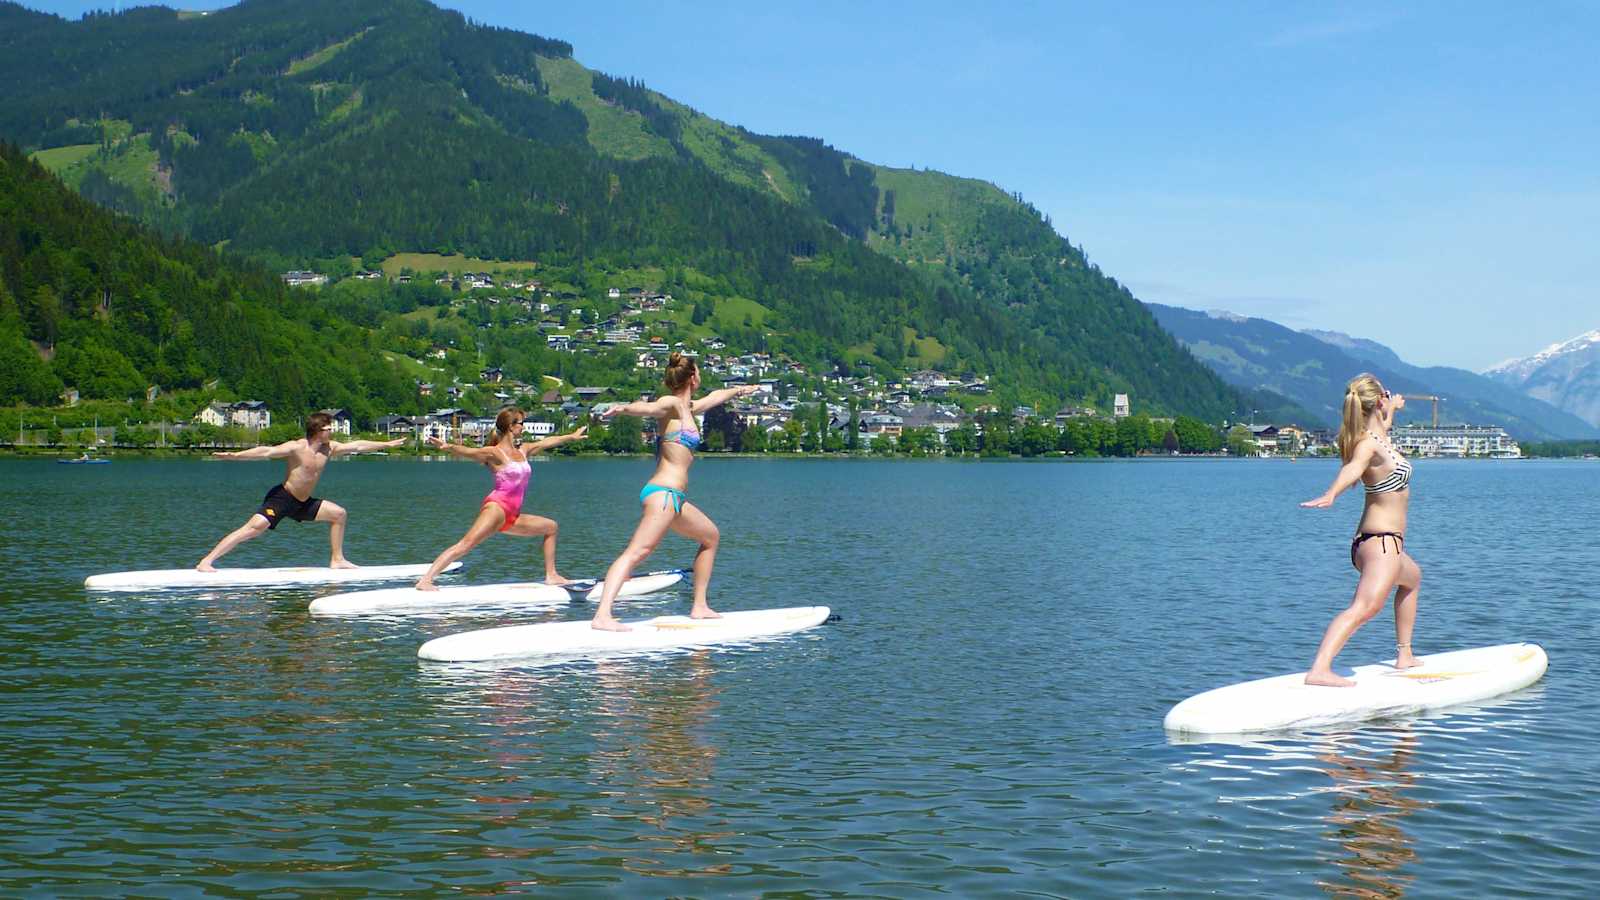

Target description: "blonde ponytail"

left=1337, top=374, right=1383, bottom=462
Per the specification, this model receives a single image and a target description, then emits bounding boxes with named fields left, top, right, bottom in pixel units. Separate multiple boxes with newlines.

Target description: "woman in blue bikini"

left=1300, top=373, right=1423, bottom=685
left=591, top=352, right=759, bottom=631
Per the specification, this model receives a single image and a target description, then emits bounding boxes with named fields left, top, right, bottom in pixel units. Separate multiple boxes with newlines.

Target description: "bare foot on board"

left=1304, top=670, right=1358, bottom=688
left=592, top=616, right=632, bottom=632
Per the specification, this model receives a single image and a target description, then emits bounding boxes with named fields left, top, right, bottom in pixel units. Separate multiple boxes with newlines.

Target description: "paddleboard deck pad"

left=1164, top=642, right=1548, bottom=735
left=418, top=605, right=832, bottom=662
left=84, top=562, right=461, bottom=592
left=308, top=569, right=686, bottom=616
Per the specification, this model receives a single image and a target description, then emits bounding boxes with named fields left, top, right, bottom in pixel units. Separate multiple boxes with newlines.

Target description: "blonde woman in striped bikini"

left=1299, top=373, right=1423, bottom=686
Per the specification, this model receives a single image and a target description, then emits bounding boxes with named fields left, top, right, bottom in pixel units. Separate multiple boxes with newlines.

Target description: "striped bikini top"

left=1365, top=432, right=1412, bottom=494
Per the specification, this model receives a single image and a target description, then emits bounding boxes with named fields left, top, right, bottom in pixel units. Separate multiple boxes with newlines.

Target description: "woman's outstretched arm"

left=691, top=384, right=759, bottom=413
left=600, top=397, right=674, bottom=419
left=427, top=435, right=499, bottom=464
left=1301, top=441, right=1378, bottom=508
left=523, top=426, right=589, bottom=456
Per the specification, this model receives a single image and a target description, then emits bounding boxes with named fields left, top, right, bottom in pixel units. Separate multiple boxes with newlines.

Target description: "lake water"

left=2, top=455, right=1596, bottom=895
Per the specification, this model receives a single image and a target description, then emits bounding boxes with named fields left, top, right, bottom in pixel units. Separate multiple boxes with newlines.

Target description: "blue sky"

left=27, top=1, right=1600, bottom=370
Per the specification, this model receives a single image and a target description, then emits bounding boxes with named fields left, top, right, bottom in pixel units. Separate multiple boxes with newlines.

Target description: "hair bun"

left=662, top=350, right=697, bottom=390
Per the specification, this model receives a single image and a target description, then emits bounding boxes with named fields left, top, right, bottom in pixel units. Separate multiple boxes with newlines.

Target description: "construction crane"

left=1407, top=394, right=1443, bottom=428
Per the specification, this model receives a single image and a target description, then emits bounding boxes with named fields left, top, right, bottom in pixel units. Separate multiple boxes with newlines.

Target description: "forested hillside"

left=0, top=0, right=1297, bottom=421
left=860, top=161, right=1285, bottom=419
left=0, top=142, right=416, bottom=420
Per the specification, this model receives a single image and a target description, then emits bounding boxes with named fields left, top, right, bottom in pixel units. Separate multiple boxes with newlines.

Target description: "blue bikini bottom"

left=639, top=483, right=685, bottom=514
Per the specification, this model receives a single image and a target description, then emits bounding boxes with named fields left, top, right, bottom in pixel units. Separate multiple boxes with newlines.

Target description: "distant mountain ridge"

left=1300, top=329, right=1405, bottom=369
left=1483, top=330, right=1600, bottom=428
left=1145, top=303, right=1600, bottom=440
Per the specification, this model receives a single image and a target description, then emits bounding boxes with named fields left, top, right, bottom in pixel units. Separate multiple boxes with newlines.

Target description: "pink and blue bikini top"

left=656, top=427, right=702, bottom=454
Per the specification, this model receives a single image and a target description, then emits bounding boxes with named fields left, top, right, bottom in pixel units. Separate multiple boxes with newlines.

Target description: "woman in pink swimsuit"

left=415, top=407, right=588, bottom=591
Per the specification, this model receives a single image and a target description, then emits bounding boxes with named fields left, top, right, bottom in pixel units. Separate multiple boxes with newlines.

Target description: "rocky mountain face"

left=1483, top=330, right=1600, bottom=428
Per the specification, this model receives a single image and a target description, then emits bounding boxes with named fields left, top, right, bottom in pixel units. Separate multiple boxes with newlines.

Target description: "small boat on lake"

left=58, top=453, right=111, bottom=465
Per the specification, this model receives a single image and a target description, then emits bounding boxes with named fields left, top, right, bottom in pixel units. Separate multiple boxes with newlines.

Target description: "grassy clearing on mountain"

left=286, top=29, right=369, bottom=76
left=869, top=165, right=1014, bottom=262
left=31, top=120, right=145, bottom=181
left=535, top=56, right=673, bottom=161
left=29, top=144, right=98, bottom=173
left=709, top=296, right=771, bottom=331
left=907, top=329, right=948, bottom=364
left=327, top=87, right=363, bottom=122
left=646, top=94, right=799, bottom=201
left=100, top=136, right=166, bottom=201
left=97, top=119, right=134, bottom=144
left=49, top=134, right=167, bottom=208
left=380, top=352, right=441, bottom=379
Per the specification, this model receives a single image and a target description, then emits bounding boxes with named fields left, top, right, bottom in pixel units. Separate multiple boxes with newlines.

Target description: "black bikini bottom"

left=1351, top=531, right=1404, bottom=567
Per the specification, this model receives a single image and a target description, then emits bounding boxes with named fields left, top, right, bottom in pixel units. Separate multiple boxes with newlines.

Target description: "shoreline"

left=4, top=447, right=1558, bottom=462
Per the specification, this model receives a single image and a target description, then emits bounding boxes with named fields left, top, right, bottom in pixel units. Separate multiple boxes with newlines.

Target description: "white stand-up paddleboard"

left=1164, top=643, right=1548, bottom=735
left=307, top=569, right=687, bottom=616
left=417, top=605, right=832, bottom=662
left=84, top=562, right=462, bottom=592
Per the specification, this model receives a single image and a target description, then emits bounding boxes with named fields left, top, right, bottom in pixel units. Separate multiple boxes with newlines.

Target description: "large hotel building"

left=1388, top=424, right=1522, bottom=458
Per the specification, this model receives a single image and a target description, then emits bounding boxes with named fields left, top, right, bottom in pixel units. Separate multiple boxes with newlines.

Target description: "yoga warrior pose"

left=197, top=412, right=404, bottom=571
left=1300, top=373, right=1423, bottom=686
left=414, top=408, right=588, bottom=591
left=590, top=352, right=758, bottom=631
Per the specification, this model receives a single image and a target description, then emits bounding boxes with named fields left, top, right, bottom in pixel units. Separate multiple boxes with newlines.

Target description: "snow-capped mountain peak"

left=1483, top=328, right=1600, bottom=428
left=1485, top=329, right=1600, bottom=380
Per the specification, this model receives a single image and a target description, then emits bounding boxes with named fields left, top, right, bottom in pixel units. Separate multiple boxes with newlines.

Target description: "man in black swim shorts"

left=195, top=412, right=404, bottom=571
left=256, top=483, right=325, bottom=529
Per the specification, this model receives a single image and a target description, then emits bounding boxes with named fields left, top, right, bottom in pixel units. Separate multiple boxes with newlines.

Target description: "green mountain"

left=1, top=0, right=1292, bottom=421
left=1146, top=303, right=1600, bottom=440
left=0, top=141, right=419, bottom=421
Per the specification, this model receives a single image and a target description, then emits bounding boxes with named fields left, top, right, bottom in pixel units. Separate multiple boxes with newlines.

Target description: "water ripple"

left=3, top=458, right=1598, bottom=893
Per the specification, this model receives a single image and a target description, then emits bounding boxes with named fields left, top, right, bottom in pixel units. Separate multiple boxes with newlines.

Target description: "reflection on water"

left=415, top=652, right=732, bottom=885
left=1166, top=688, right=1555, bottom=897
left=1315, top=730, right=1427, bottom=899
left=592, top=651, right=731, bottom=878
